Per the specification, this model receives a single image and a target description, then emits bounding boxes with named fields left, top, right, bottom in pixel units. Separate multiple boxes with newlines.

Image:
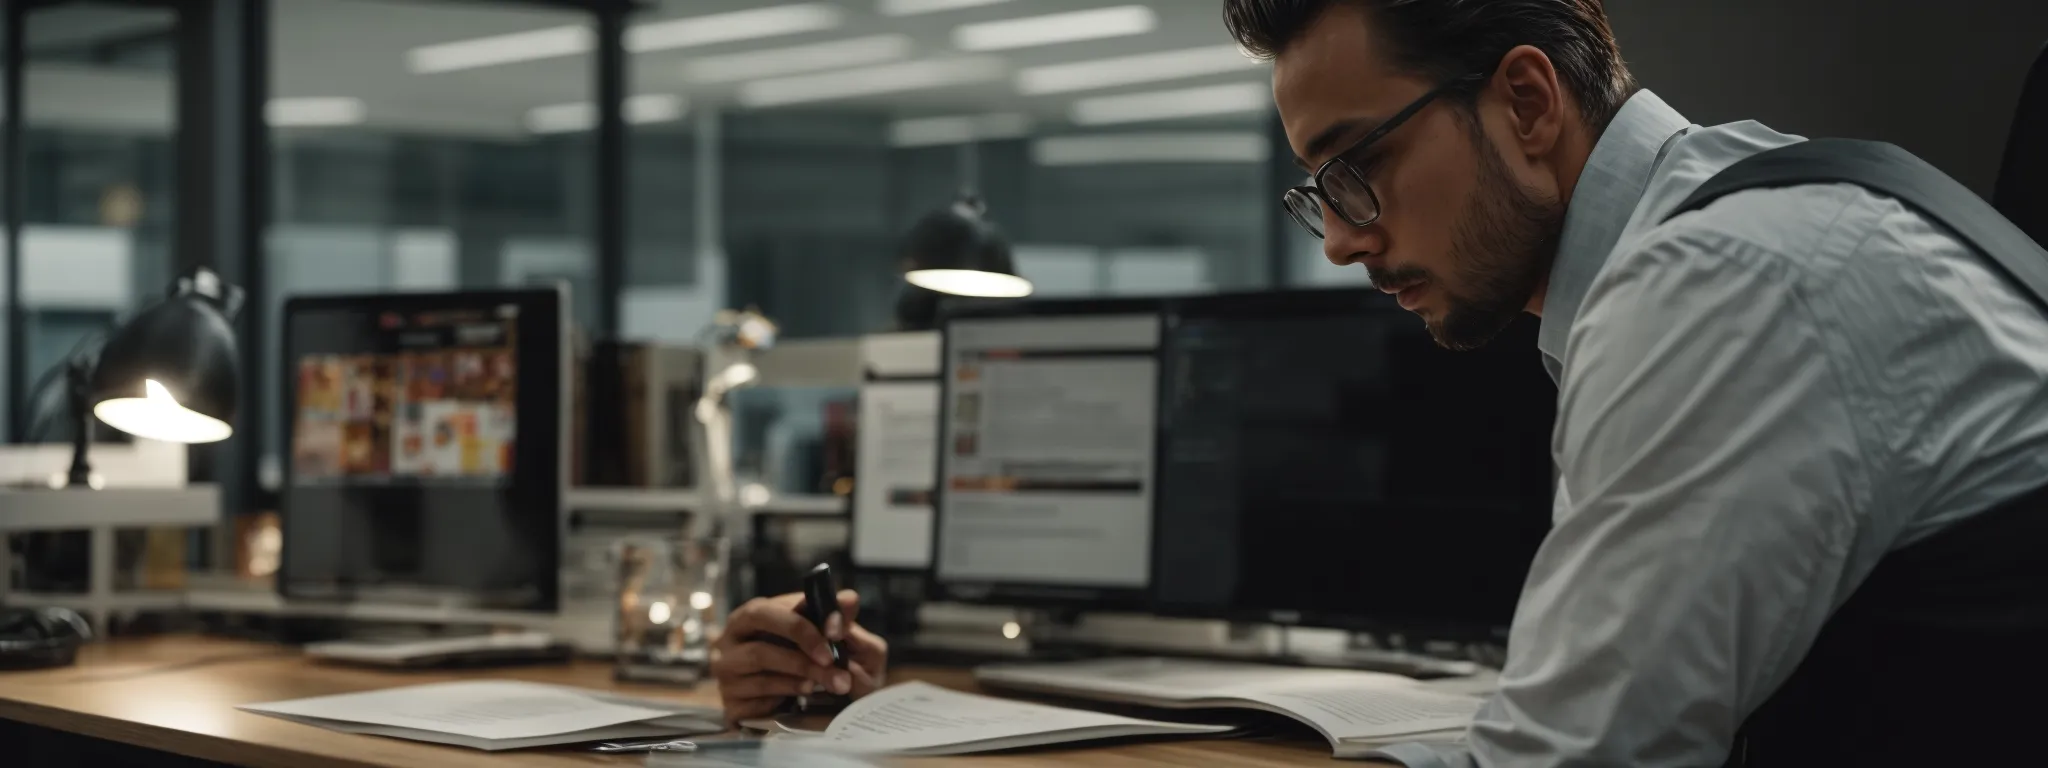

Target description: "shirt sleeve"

left=1374, top=229, right=1895, bottom=767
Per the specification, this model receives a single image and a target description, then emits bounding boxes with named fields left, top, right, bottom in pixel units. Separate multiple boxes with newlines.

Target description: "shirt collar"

left=1537, top=89, right=1692, bottom=380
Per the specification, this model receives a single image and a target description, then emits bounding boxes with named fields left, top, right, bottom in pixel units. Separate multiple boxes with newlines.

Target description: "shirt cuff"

left=1363, top=741, right=1473, bottom=767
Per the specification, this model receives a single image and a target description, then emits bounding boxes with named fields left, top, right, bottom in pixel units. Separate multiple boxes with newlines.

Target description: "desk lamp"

left=24, top=265, right=241, bottom=489
left=894, top=195, right=1033, bottom=330
left=695, top=308, right=777, bottom=527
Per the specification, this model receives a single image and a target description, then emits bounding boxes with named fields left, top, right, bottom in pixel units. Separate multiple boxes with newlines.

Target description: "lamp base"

left=45, top=471, right=106, bottom=491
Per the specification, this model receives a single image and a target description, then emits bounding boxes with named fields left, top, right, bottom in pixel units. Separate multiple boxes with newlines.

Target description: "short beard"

left=1425, top=125, right=1566, bottom=351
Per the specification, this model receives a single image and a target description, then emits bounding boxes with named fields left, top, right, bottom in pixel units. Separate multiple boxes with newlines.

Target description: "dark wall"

left=1607, top=0, right=2048, bottom=196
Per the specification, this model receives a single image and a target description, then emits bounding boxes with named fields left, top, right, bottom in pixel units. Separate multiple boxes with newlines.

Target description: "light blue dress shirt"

left=1373, top=90, right=2048, bottom=767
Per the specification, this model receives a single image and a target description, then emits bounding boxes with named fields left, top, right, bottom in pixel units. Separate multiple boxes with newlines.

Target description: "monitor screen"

left=852, top=379, right=942, bottom=570
left=280, top=289, right=564, bottom=611
left=1151, top=289, right=1555, bottom=638
left=932, top=311, right=1162, bottom=605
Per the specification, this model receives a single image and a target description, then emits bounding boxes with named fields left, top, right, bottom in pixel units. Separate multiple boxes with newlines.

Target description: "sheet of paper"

left=981, top=657, right=1425, bottom=702
left=260, top=712, right=714, bottom=751
left=812, top=681, right=1228, bottom=754
left=1243, top=685, right=1480, bottom=740
left=240, top=680, right=690, bottom=741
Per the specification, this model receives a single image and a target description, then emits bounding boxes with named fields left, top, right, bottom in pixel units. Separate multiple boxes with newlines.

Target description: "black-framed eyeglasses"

left=1283, top=76, right=1480, bottom=239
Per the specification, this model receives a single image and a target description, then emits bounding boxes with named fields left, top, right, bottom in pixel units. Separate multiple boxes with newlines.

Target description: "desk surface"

left=0, top=636, right=1338, bottom=768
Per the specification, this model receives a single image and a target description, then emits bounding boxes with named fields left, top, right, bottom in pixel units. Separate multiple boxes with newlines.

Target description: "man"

left=716, top=0, right=2048, bottom=763
left=1228, top=0, right=2048, bottom=765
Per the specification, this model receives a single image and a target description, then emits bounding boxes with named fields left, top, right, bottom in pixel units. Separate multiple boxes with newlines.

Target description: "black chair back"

left=1995, top=41, right=2048, bottom=247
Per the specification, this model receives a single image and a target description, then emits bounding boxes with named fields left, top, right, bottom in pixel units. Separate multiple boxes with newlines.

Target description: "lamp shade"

left=900, top=195, right=1034, bottom=299
left=88, top=271, right=240, bottom=444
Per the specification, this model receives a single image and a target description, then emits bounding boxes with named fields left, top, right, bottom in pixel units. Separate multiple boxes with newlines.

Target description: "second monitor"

left=932, top=300, right=1164, bottom=609
left=1149, top=289, right=1556, bottom=638
left=928, top=287, right=1557, bottom=639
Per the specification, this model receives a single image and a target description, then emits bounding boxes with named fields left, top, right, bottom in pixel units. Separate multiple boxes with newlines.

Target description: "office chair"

left=1994, top=40, right=2048, bottom=247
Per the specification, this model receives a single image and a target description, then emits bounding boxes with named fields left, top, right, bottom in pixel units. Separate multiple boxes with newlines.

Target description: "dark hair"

left=1224, top=0, right=1638, bottom=132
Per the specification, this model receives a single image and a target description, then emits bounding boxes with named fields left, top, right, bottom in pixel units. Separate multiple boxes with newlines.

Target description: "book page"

left=1241, top=686, right=1479, bottom=740
left=241, top=680, right=690, bottom=741
left=811, top=681, right=1228, bottom=755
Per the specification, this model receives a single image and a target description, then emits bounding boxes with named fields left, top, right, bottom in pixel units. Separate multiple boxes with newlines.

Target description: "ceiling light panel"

left=526, top=94, right=687, bottom=134
left=1069, top=82, right=1270, bottom=125
left=879, top=0, right=1015, bottom=16
left=737, top=57, right=1006, bottom=107
left=1017, top=44, right=1264, bottom=95
left=953, top=5, right=1157, bottom=52
left=890, top=112, right=1031, bottom=147
left=267, top=97, right=366, bottom=127
left=685, top=34, right=912, bottom=83
left=408, top=25, right=590, bottom=74
left=628, top=3, right=844, bottom=53
left=1032, top=132, right=1269, bottom=165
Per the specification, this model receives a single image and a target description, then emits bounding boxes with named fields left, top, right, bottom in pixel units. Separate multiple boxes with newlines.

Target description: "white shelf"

left=0, top=590, right=186, bottom=610
left=745, top=493, right=846, bottom=516
left=0, top=485, right=220, bottom=531
left=564, top=487, right=704, bottom=512
left=182, top=589, right=559, bottom=625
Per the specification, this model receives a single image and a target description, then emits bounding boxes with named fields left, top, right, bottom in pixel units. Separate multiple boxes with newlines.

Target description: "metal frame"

left=1263, top=111, right=1294, bottom=288
left=4, top=0, right=25, bottom=443
left=594, top=3, right=627, bottom=337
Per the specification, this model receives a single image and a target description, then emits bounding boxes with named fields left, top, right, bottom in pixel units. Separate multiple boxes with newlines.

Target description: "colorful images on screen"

left=293, top=317, right=517, bottom=482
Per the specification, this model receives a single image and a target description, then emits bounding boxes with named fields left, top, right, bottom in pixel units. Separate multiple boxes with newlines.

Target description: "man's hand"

left=709, top=589, right=889, bottom=725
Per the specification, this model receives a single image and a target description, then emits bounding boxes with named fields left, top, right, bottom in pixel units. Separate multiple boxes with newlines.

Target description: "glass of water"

left=613, top=535, right=728, bottom=685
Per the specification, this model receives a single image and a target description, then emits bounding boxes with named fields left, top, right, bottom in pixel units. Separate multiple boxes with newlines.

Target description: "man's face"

left=1274, top=5, right=1564, bottom=350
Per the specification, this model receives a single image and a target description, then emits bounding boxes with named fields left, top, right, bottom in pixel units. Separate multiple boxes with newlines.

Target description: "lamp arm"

left=64, top=357, right=94, bottom=488
left=20, top=329, right=107, bottom=443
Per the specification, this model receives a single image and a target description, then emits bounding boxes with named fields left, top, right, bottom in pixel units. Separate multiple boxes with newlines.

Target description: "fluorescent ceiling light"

left=880, top=0, right=1015, bottom=15
left=953, top=5, right=1156, bottom=52
left=411, top=4, right=842, bottom=73
left=1070, top=82, right=1269, bottom=125
left=738, top=57, right=1005, bottom=107
left=685, top=34, right=911, bottom=83
left=1017, top=44, right=1264, bottom=95
left=526, top=94, right=687, bottom=134
left=408, top=25, right=590, bottom=74
left=1032, top=132, right=1268, bottom=165
left=628, top=3, right=843, bottom=53
left=890, top=112, right=1030, bottom=147
left=266, top=97, right=365, bottom=127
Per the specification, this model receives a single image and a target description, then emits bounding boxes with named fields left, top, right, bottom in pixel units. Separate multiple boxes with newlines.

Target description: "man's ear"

left=1488, top=44, right=1566, bottom=160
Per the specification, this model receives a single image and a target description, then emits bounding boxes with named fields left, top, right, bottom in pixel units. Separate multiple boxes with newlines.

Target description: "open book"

left=976, top=657, right=1485, bottom=758
left=240, top=680, right=724, bottom=751
left=769, top=681, right=1234, bottom=757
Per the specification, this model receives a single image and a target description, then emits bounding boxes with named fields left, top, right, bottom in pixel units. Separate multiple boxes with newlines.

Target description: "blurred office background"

left=3, top=0, right=2044, bottom=513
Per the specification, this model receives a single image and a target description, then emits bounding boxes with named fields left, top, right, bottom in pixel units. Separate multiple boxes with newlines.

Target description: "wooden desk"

left=0, top=636, right=1337, bottom=767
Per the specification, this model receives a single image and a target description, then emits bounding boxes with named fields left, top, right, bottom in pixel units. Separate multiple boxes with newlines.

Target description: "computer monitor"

left=930, top=299, right=1164, bottom=609
left=279, top=287, right=568, bottom=611
left=850, top=332, right=943, bottom=571
left=1150, top=288, right=1555, bottom=639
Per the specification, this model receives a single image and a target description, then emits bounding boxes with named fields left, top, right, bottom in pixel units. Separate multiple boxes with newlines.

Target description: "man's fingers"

left=846, top=622, right=888, bottom=672
left=847, top=660, right=884, bottom=695
left=717, top=641, right=832, bottom=684
left=718, top=595, right=802, bottom=648
left=720, top=672, right=813, bottom=701
left=729, top=602, right=836, bottom=667
left=836, top=589, right=861, bottom=623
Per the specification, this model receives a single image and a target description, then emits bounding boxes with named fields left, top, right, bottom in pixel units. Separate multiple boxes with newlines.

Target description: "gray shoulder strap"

left=1664, top=138, right=2048, bottom=310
